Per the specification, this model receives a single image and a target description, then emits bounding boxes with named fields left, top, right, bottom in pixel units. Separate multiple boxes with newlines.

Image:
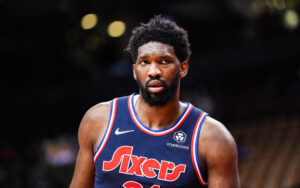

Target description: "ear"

left=180, top=61, right=189, bottom=79
left=133, top=63, right=137, bottom=80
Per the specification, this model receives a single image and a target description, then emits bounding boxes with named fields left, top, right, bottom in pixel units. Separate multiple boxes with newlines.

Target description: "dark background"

left=1, top=0, right=300, bottom=187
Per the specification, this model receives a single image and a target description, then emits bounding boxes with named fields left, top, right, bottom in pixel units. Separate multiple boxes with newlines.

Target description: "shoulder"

left=70, top=101, right=113, bottom=187
left=78, top=100, right=112, bottom=150
left=198, top=116, right=240, bottom=187
left=199, top=116, right=237, bottom=167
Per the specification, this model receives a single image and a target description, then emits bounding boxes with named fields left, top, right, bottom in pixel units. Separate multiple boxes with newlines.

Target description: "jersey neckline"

left=128, top=93, right=193, bottom=136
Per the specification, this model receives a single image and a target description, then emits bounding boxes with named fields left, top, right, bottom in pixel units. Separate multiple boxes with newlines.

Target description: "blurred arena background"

left=1, top=0, right=300, bottom=187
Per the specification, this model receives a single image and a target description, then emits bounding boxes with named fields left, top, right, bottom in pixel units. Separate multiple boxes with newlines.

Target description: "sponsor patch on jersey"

left=164, top=131, right=189, bottom=150
left=173, top=131, right=187, bottom=143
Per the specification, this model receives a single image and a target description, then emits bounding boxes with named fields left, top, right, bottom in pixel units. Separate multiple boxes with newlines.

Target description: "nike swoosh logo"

left=115, top=128, right=135, bottom=135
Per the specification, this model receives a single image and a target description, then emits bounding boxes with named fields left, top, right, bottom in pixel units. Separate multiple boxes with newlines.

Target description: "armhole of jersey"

left=93, top=98, right=118, bottom=162
left=191, top=112, right=208, bottom=186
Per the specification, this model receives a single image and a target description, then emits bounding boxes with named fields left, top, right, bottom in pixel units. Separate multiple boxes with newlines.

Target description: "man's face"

left=133, top=42, right=188, bottom=106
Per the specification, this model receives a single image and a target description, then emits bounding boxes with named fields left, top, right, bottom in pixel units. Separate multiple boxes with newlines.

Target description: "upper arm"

left=70, top=102, right=111, bottom=188
left=199, top=116, right=240, bottom=188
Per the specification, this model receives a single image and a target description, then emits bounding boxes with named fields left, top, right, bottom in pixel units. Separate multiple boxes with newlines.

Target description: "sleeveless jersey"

left=94, top=93, right=208, bottom=188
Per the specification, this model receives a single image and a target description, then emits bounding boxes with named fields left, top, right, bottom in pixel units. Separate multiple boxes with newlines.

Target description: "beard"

left=136, top=72, right=180, bottom=106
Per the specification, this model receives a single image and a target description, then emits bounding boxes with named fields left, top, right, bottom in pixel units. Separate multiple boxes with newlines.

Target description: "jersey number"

left=123, top=181, right=160, bottom=188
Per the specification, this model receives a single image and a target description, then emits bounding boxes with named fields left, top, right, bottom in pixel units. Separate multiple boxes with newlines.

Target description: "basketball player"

left=70, top=15, right=240, bottom=188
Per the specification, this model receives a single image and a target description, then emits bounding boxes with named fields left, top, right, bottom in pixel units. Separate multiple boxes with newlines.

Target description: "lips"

left=147, top=80, right=165, bottom=93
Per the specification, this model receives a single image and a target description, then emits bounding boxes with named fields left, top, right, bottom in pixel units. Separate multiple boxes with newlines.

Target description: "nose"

left=148, top=62, right=162, bottom=78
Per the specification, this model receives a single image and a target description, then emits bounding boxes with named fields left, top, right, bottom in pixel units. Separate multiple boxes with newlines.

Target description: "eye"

left=139, top=60, right=149, bottom=65
left=161, top=60, right=170, bottom=65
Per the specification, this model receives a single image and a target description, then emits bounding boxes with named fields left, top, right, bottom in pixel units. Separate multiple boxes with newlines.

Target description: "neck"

left=134, top=91, right=185, bottom=130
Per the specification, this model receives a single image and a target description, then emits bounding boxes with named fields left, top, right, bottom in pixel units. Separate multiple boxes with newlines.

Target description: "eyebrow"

left=158, top=55, right=172, bottom=59
left=139, top=55, right=148, bottom=59
left=139, top=55, right=172, bottom=59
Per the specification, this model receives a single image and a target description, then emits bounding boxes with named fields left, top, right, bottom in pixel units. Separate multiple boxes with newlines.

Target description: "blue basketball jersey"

left=94, top=93, right=208, bottom=188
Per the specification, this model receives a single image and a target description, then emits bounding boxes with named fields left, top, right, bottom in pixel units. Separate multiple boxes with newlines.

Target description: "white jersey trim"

left=94, top=98, right=118, bottom=162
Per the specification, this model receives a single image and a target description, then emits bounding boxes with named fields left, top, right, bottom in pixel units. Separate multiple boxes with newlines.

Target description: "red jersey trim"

left=94, top=98, right=118, bottom=162
left=128, top=94, right=193, bottom=136
left=191, top=112, right=208, bottom=186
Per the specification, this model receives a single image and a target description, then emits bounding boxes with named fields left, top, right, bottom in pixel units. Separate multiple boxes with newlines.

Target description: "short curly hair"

left=125, top=15, right=191, bottom=63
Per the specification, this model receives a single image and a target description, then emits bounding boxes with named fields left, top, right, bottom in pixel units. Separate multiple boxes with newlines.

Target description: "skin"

left=70, top=42, right=240, bottom=188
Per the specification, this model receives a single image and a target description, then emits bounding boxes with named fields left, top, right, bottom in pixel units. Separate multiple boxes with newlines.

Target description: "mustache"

left=145, top=77, right=167, bottom=87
